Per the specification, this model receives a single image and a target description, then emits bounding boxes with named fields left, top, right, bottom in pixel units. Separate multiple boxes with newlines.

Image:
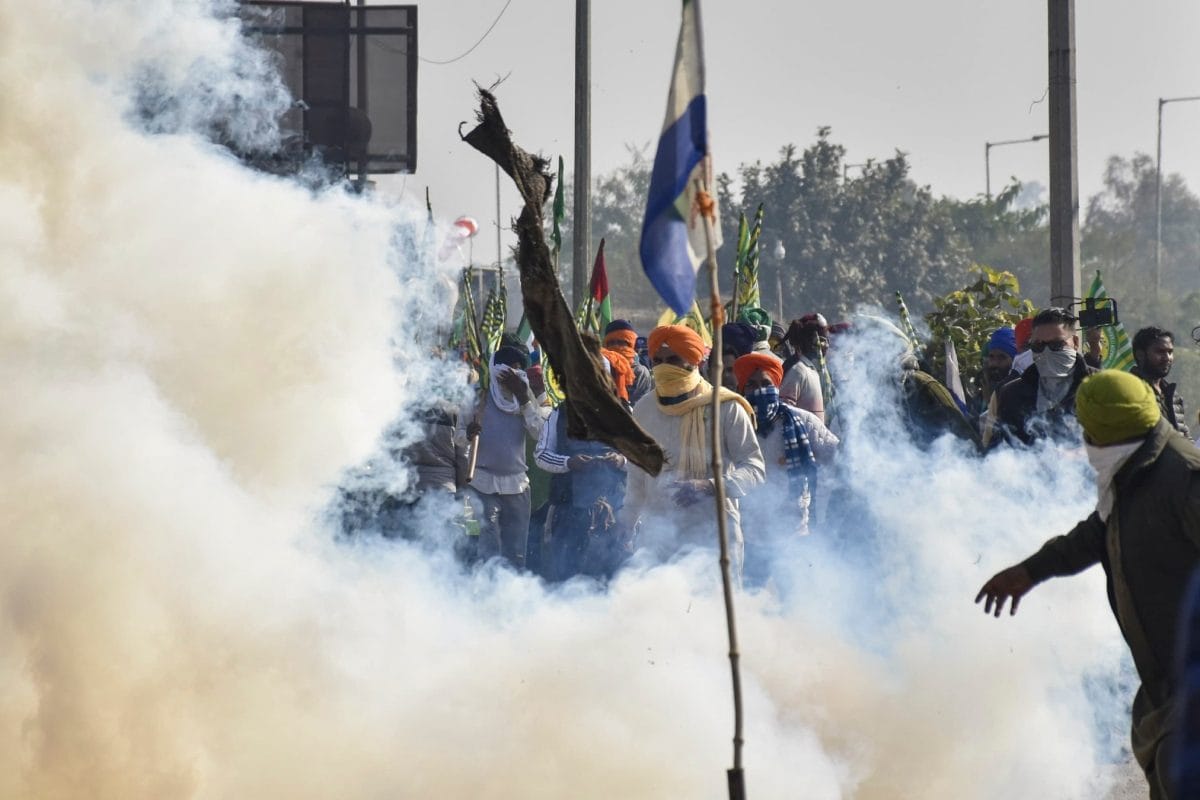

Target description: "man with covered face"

left=1132, top=326, right=1190, bottom=438
left=991, top=307, right=1096, bottom=447
left=619, top=325, right=765, bottom=570
left=976, top=369, right=1200, bottom=799
left=466, top=345, right=547, bottom=568
left=733, top=352, right=838, bottom=580
left=781, top=314, right=829, bottom=422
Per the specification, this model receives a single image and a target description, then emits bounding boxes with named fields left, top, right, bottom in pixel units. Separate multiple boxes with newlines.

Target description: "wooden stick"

left=697, top=182, right=746, bottom=799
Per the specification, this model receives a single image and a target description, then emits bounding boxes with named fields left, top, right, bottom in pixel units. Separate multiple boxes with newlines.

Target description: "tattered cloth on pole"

left=460, top=88, right=664, bottom=476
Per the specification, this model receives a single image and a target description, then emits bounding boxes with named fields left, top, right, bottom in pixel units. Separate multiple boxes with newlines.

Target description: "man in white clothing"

left=618, top=325, right=765, bottom=569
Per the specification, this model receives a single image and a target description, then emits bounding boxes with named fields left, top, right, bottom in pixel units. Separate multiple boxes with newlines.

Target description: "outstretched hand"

left=975, top=565, right=1034, bottom=617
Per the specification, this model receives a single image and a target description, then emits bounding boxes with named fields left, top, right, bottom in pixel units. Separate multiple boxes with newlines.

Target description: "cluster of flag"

left=449, top=0, right=729, bottom=401
left=575, top=238, right=612, bottom=335
left=731, top=205, right=763, bottom=315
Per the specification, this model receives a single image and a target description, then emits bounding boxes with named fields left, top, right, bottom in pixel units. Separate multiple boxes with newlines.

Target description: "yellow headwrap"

left=652, top=364, right=755, bottom=480
left=1075, top=369, right=1160, bottom=445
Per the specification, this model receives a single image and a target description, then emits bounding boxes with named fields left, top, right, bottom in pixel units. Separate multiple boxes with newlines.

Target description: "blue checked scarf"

left=747, top=386, right=817, bottom=497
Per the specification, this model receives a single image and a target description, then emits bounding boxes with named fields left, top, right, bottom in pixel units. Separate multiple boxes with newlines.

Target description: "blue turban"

left=493, top=345, right=530, bottom=369
left=722, top=323, right=758, bottom=358
left=987, top=327, right=1017, bottom=358
left=605, top=319, right=636, bottom=335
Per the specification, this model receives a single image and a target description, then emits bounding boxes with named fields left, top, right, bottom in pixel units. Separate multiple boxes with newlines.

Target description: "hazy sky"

left=382, top=0, right=1200, bottom=265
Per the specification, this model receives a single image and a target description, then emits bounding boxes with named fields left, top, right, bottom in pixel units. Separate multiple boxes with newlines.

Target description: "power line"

left=420, top=0, right=513, bottom=66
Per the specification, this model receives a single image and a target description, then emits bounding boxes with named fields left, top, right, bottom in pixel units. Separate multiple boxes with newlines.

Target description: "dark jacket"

left=992, top=355, right=1096, bottom=447
left=1132, top=366, right=1190, bottom=439
left=1021, top=419, right=1200, bottom=782
left=630, top=362, right=653, bottom=406
left=901, top=368, right=981, bottom=450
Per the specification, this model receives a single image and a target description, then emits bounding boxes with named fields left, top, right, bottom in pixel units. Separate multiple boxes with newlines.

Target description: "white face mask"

left=1085, top=439, right=1144, bottom=521
left=1033, top=346, right=1076, bottom=378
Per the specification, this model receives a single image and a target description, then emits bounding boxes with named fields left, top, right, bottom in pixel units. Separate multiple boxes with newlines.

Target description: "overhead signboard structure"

left=238, top=1, right=417, bottom=182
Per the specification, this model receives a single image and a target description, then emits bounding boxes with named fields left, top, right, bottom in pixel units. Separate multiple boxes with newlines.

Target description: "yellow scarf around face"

left=653, top=365, right=755, bottom=480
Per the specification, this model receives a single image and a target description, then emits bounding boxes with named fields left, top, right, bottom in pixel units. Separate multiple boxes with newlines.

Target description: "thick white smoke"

left=1, top=2, right=1137, bottom=799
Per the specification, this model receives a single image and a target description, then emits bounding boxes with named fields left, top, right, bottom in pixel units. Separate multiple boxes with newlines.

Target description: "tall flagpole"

left=697, top=180, right=746, bottom=800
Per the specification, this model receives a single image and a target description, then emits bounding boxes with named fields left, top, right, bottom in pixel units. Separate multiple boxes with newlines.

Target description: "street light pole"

left=984, top=135, right=1047, bottom=200
left=1047, top=0, right=1081, bottom=307
left=1155, top=95, right=1200, bottom=295
left=572, top=0, right=591, bottom=310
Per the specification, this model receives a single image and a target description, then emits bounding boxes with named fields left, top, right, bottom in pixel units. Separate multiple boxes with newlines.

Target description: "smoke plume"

left=1, top=2, right=1133, bottom=798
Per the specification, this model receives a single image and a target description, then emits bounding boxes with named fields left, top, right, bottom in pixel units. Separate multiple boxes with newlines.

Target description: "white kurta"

left=621, top=393, right=766, bottom=564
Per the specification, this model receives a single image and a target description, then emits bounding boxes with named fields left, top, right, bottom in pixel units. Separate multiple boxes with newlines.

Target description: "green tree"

left=940, top=180, right=1050, bottom=303
left=1083, top=153, right=1200, bottom=306
left=718, top=128, right=973, bottom=321
left=923, top=265, right=1035, bottom=402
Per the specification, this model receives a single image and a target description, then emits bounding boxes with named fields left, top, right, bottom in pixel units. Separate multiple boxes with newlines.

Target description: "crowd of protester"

left=345, top=299, right=1200, bottom=799
left=373, top=304, right=1193, bottom=584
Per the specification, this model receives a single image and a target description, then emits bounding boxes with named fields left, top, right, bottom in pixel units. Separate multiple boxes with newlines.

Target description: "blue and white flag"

left=639, top=0, right=720, bottom=316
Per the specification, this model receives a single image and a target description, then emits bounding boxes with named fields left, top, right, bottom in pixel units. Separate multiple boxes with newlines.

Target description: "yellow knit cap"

left=1074, top=369, right=1160, bottom=445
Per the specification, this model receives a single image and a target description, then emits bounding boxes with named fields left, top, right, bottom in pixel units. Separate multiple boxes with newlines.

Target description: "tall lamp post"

left=773, top=239, right=786, bottom=323
left=985, top=135, right=1047, bottom=200
left=1155, top=95, right=1200, bottom=294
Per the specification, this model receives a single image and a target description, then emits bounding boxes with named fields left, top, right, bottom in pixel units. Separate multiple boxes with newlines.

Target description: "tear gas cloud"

left=1, top=2, right=1133, bottom=798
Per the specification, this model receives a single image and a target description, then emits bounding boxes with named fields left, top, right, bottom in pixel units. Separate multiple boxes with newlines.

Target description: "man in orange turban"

left=604, top=320, right=652, bottom=404
left=732, top=353, right=784, bottom=395
left=618, top=325, right=765, bottom=572
left=646, top=324, right=709, bottom=368
left=732, top=353, right=839, bottom=581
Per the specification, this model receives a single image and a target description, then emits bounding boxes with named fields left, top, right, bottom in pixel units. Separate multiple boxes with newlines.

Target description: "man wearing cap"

left=991, top=307, right=1096, bottom=448
left=466, top=346, right=547, bottom=568
left=719, top=322, right=759, bottom=391
left=976, top=370, right=1200, bottom=799
left=619, top=325, right=765, bottom=570
left=976, top=327, right=1017, bottom=444
left=604, top=319, right=653, bottom=405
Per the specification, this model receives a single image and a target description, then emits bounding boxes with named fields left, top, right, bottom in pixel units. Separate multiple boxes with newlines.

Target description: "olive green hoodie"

left=1021, top=418, right=1200, bottom=793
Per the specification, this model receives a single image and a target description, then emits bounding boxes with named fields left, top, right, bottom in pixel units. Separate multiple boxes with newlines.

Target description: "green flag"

left=515, top=313, right=535, bottom=352
left=1085, top=271, right=1135, bottom=371
left=480, top=278, right=508, bottom=361
left=574, top=239, right=612, bottom=335
left=551, top=156, right=565, bottom=255
left=450, top=266, right=484, bottom=379
left=895, top=291, right=922, bottom=352
left=733, top=204, right=763, bottom=312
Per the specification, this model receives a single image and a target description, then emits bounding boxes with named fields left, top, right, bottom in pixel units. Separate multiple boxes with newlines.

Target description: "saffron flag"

left=640, top=0, right=720, bottom=316
left=1085, top=270, right=1135, bottom=371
